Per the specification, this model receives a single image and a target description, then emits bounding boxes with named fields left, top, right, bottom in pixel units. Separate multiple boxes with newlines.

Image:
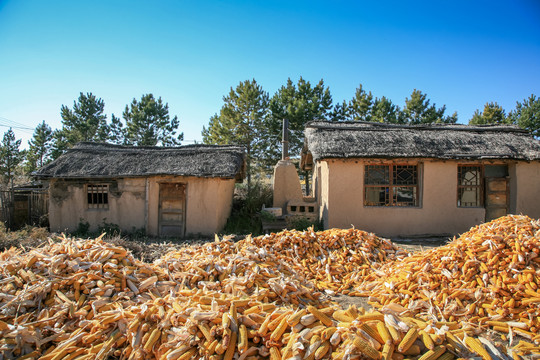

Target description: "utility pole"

left=282, top=118, right=289, bottom=160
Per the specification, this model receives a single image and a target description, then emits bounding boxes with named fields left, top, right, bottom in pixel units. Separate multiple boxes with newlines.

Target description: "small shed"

left=301, top=121, right=540, bottom=237
left=34, top=142, right=246, bottom=237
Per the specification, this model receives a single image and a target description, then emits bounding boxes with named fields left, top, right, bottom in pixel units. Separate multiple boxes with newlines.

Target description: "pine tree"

left=202, top=79, right=269, bottom=189
left=469, top=102, right=508, bottom=125
left=108, top=114, right=126, bottom=144
left=509, top=94, right=540, bottom=138
left=403, top=89, right=457, bottom=124
left=266, top=77, right=333, bottom=193
left=123, top=94, right=183, bottom=146
left=348, top=84, right=373, bottom=121
left=331, top=100, right=350, bottom=121
left=51, top=92, right=110, bottom=158
left=25, top=120, right=53, bottom=172
left=0, top=128, right=24, bottom=186
left=371, top=96, right=404, bottom=124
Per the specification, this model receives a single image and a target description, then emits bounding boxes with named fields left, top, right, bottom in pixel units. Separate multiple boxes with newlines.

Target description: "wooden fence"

left=0, top=189, right=49, bottom=230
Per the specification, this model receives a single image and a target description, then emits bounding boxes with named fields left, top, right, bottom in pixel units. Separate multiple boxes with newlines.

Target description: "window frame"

left=364, top=163, right=420, bottom=207
left=457, top=165, right=484, bottom=208
left=86, top=184, right=109, bottom=209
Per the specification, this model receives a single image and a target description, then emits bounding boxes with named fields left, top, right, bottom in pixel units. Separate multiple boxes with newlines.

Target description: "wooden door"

left=485, top=177, right=508, bottom=222
left=159, top=183, right=185, bottom=237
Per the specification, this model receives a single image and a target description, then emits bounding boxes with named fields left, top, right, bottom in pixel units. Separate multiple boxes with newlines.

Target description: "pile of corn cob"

left=1, top=216, right=539, bottom=358
left=0, top=238, right=511, bottom=360
left=246, top=228, right=409, bottom=294
left=156, top=237, right=323, bottom=306
left=157, top=228, right=406, bottom=302
left=355, top=215, right=540, bottom=349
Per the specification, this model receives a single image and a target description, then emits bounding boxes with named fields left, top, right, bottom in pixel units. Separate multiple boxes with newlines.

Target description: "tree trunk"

left=246, top=145, right=251, bottom=194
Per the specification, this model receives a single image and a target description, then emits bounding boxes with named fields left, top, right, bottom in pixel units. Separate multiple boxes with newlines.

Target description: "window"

left=87, top=184, right=109, bottom=209
left=457, top=165, right=482, bottom=207
left=364, top=164, right=419, bottom=207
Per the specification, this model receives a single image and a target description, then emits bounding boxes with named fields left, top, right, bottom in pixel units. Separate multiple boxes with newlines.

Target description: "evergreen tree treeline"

left=1, top=85, right=538, bottom=187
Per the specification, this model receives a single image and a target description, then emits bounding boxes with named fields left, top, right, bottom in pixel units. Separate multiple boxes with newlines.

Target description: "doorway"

left=158, top=183, right=186, bottom=237
left=484, top=165, right=509, bottom=222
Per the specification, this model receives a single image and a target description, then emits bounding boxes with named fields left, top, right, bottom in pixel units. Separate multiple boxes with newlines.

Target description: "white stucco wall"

left=48, top=176, right=236, bottom=237
left=312, top=159, right=516, bottom=237
left=145, top=175, right=236, bottom=236
left=48, top=178, right=146, bottom=234
left=514, top=162, right=540, bottom=218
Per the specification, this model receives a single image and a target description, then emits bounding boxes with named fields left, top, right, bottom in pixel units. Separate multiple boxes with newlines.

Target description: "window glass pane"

left=485, top=165, right=508, bottom=178
left=365, top=165, right=389, bottom=185
left=365, top=187, right=389, bottom=206
left=393, top=187, right=417, bottom=206
left=458, top=187, right=481, bottom=207
left=394, top=165, right=417, bottom=185
left=459, top=166, right=481, bottom=186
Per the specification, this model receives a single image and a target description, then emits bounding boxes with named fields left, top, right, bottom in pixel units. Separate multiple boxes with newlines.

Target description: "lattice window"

left=364, top=164, right=419, bottom=207
left=87, top=184, right=109, bottom=209
left=457, top=165, right=482, bottom=207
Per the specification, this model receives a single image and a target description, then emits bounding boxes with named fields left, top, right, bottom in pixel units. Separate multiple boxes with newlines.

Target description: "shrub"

left=223, top=181, right=273, bottom=235
left=287, top=216, right=323, bottom=232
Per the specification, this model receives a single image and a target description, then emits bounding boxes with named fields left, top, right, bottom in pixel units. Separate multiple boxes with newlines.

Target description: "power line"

left=0, top=116, right=36, bottom=135
left=0, top=116, right=36, bottom=130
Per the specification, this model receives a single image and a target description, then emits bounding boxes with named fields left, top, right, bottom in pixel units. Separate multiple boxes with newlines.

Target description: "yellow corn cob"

left=332, top=310, right=355, bottom=323
left=223, top=331, right=237, bottom=360
left=321, top=326, right=337, bottom=341
left=238, top=324, right=248, bottom=353
left=206, top=339, right=219, bottom=355
left=307, top=305, right=333, bottom=327
left=269, top=346, right=281, bottom=360
left=387, top=323, right=401, bottom=345
left=429, top=333, right=444, bottom=346
left=268, top=311, right=290, bottom=331
left=357, top=312, right=385, bottom=322
left=198, top=323, right=213, bottom=342
left=444, top=332, right=465, bottom=352
left=360, top=323, right=384, bottom=345
left=381, top=341, right=395, bottom=360
left=287, top=309, right=307, bottom=326
left=143, top=327, right=161, bottom=353
left=214, top=341, right=225, bottom=355
left=435, top=352, right=455, bottom=360
left=401, top=344, right=421, bottom=356
left=345, top=305, right=359, bottom=318
left=377, top=322, right=392, bottom=345
left=177, top=348, right=197, bottom=360
left=310, top=334, right=322, bottom=346
left=258, top=313, right=273, bottom=336
left=232, top=299, right=251, bottom=308
left=417, top=345, right=446, bottom=360
left=464, top=337, right=492, bottom=360
left=352, top=335, right=382, bottom=360
left=419, top=330, right=435, bottom=350
left=230, top=302, right=238, bottom=322
left=486, top=320, right=509, bottom=329
left=282, top=332, right=297, bottom=359
left=270, top=317, right=288, bottom=341
left=315, top=341, right=331, bottom=360
left=222, top=312, right=231, bottom=330
left=397, top=327, right=418, bottom=353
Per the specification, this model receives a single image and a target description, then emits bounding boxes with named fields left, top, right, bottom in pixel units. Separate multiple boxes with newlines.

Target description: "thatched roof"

left=302, top=121, right=540, bottom=166
left=34, top=142, right=246, bottom=180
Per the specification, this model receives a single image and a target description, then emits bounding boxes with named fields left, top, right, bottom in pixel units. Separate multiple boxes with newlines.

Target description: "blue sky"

left=1, top=0, right=539, bottom=147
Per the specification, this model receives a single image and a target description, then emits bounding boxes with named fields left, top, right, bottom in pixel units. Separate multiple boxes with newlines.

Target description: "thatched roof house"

left=35, top=143, right=246, bottom=237
left=35, top=142, right=246, bottom=179
left=300, top=121, right=540, bottom=237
